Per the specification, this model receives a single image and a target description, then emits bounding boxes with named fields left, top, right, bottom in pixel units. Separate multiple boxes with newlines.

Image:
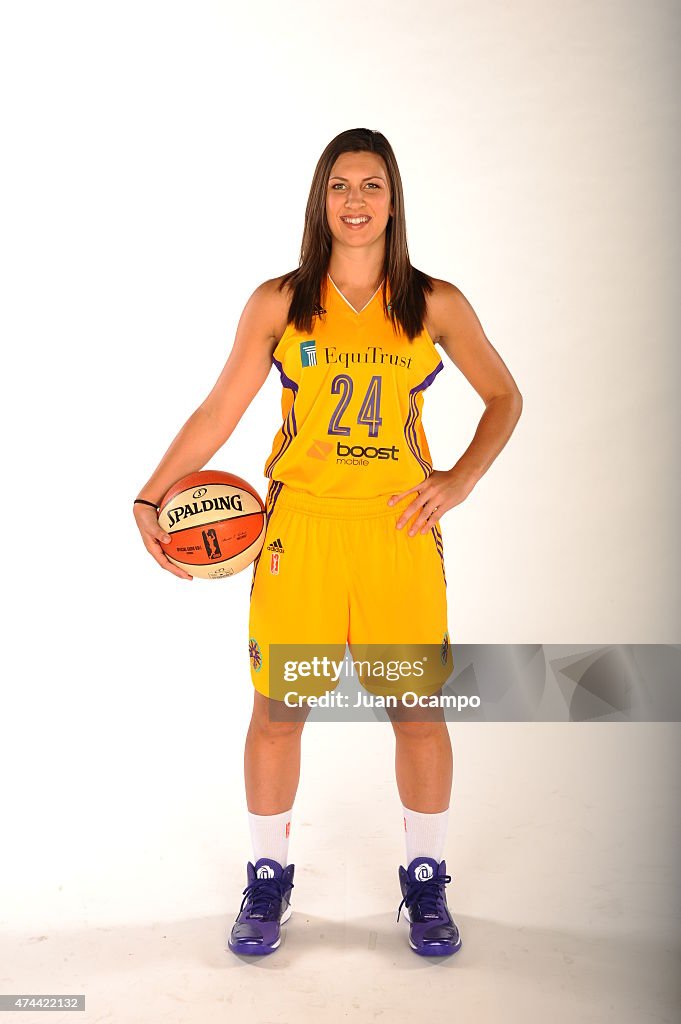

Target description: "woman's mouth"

left=340, top=215, right=372, bottom=230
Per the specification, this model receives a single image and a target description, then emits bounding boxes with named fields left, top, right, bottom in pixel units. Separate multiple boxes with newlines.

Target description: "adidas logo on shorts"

left=268, top=537, right=284, bottom=576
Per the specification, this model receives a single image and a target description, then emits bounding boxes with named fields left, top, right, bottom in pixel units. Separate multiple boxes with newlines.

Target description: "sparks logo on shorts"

left=249, top=637, right=262, bottom=672
left=306, top=438, right=333, bottom=460
left=300, top=340, right=317, bottom=367
left=415, top=862, right=434, bottom=881
left=270, top=552, right=280, bottom=575
left=440, top=631, right=450, bottom=665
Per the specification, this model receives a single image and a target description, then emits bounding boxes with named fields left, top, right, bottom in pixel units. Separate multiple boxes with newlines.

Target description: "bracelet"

left=134, top=498, right=159, bottom=510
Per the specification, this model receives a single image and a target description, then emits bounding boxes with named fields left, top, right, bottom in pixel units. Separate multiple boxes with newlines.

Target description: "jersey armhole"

left=272, top=323, right=295, bottom=364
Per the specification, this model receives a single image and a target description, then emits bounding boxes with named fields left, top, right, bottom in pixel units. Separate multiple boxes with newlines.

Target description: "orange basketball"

left=157, top=471, right=266, bottom=580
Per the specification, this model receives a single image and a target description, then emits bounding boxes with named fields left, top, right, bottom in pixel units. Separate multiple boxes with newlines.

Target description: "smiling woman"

left=277, top=132, right=437, bottom=341
left=333, top=179, right=382, bottom=231
left=133, top=126, right=522, bottom=961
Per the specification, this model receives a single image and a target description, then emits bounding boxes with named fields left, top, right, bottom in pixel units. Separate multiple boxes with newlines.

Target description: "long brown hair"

left=278, top=128, right=434, bottom=342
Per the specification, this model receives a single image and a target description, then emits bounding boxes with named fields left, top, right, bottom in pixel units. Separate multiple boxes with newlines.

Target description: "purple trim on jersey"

left=273, top=356, right=299, bottom=394
left=265, top=409, right=295, bottom=477
left=404, top=361, right=444, bottom=477
left=406, top=393, right=431, bottom=475
left=272, top=356, right=298, bottom=435
left=414, top=360, right=444, bottom=393
left=431, top=524, right=447, bottom=587
left=265, top=359, right=299, bottom=477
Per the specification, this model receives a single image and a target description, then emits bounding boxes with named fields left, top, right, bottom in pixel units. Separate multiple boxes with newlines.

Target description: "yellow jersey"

left=263, top=272, right=444, bottom=499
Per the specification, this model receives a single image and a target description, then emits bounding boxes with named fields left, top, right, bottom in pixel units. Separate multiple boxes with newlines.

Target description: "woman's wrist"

left=446, top=461, right=481, bottom=489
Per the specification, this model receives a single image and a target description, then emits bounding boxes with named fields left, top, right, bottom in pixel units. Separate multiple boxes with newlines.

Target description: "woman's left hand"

left=388, top=468, right=476, bottom=536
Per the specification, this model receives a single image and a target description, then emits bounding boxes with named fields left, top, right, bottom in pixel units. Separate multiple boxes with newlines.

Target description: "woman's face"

left=325, top=151, right=393, bottom=249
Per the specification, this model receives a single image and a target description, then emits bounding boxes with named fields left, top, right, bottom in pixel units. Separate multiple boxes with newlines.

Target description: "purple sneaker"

left=397, top=856, right=462, bottom=957
left=227, top=857, right=295, bottom=956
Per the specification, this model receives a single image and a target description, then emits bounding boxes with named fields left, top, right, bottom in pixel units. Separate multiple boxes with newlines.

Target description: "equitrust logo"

left=324, top=345, right=412, bottom=369
left=300, top=340, right=317, bottom=367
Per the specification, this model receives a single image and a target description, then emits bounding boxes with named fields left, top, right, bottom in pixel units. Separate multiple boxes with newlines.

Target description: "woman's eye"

left=330, top=182, right=380, bottom=190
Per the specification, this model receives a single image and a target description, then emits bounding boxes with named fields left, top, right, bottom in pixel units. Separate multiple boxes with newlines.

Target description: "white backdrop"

left=1, top=0, right=679, bottom=933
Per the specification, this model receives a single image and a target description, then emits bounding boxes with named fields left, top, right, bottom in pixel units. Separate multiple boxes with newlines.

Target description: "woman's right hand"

left=133, top=504, right=193, bottom=581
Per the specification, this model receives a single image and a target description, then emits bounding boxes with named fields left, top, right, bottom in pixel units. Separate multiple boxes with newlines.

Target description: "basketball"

left=157, top=470, right=266, bottom=580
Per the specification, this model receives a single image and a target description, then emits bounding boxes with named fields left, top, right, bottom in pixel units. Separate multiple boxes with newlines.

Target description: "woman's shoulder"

left=247, top=272, right=297, bottom=343
left=422, top=274, right=460, bottom=345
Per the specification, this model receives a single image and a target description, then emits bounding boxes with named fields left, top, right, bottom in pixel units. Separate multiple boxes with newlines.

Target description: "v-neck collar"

left=326, top=272, right=385, bottom=315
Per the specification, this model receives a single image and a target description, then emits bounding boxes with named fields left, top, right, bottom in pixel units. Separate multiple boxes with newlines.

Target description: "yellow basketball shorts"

left=248, top=480, right=451, bottom=701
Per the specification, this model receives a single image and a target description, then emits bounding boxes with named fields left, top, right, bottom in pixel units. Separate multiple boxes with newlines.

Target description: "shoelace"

left=397, top=872, right=452, bottom=923
left=239, top=875, right=294, bottom=920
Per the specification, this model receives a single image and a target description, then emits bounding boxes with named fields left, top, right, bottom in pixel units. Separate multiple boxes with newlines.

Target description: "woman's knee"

left=250, top=689, right=308, bottom=737
left=389, top=716, right=448, bottom=742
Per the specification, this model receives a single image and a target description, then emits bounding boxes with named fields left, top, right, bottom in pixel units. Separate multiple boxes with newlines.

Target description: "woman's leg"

left=389, top=714, right=453, bottom=870
left=244, top=689, right=309, bottom=814
left=391, top=716, right=453, bottom=813
left=228, top=690, right=307, bottom=955
left=391, top=713, right=462, bottom=957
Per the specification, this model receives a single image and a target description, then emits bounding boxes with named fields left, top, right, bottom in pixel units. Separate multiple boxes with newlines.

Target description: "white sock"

left=248, top=808, right=293, bottom=867
left=402, top=805, right=450, bottom=864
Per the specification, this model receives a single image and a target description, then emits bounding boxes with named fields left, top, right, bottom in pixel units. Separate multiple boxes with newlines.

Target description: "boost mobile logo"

left=167, top=494, right=243, bottom=528
left=306, top=439, right=333, bottom=461
left=336, top=441, right=399, bottom=461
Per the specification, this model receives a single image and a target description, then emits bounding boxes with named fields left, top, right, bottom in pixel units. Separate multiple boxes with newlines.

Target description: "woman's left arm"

left=390, top=279, right=523, bottom=535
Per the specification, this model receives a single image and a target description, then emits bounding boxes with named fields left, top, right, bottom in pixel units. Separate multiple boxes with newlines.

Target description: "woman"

left=133, top=128, right=522, bottom=958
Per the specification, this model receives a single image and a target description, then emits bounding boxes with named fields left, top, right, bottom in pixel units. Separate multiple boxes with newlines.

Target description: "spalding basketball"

left=157, top=471, right=266, bottom=580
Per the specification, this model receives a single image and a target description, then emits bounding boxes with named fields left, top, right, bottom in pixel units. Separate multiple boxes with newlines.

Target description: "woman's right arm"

left=133, top=278, right=288, bottom=579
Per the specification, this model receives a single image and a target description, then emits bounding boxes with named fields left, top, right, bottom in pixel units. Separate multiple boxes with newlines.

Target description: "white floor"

left=2, top=724, right=679, bottom=1024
